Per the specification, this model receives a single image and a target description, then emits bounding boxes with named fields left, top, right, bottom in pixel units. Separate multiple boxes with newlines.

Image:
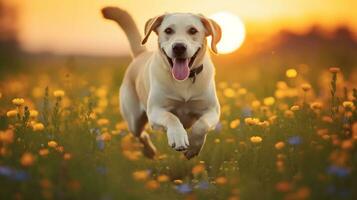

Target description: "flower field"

left=0, top=65, right=356, bottom=200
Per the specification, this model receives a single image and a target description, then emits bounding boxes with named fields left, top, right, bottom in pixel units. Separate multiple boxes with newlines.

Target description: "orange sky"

left=8, top=0, right=357, bottom=56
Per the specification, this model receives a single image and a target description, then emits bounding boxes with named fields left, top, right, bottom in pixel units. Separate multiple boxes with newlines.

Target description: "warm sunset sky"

left=8, top=0, right=357, bottom=56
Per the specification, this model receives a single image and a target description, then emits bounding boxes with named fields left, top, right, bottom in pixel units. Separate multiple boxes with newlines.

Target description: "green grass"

left=0, top=64, right=356, bottom=200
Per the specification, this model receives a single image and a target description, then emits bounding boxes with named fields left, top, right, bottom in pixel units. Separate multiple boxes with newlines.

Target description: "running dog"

left=102, top=7, right=221, bottom=159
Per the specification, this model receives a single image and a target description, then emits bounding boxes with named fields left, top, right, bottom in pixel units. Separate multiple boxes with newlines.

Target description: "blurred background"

left=1, top=0, right=357, bottom=97
left=1, top=1, right=357, bottom=199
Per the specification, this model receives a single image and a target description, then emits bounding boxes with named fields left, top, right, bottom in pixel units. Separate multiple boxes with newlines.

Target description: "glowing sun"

left=209, top=12, right=246, bottom=54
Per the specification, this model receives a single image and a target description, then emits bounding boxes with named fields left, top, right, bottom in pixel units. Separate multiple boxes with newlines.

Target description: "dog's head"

left=141, top=13, right=222, bottom=81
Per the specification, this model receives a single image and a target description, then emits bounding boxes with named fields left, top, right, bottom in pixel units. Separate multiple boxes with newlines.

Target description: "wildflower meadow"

left=1, top=1, right=357, bottom=199
left=0, top=65, right=356, bottom=200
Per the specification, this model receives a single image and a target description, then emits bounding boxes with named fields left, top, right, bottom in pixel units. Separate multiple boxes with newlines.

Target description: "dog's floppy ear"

left=141, top=15, right=165, bottom=45
left=200, top=16, right=222, bottom=54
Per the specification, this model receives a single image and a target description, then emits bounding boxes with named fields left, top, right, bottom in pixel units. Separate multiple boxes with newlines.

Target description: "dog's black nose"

left=172, top=43, right=187, bottom=57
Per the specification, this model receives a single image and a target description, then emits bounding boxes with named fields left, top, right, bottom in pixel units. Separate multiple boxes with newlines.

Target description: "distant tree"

left=0, top=0, right=20, bottom=70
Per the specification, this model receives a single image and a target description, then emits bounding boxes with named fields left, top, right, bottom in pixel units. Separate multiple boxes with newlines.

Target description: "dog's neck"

left=188, top=64, right=203, bottom=83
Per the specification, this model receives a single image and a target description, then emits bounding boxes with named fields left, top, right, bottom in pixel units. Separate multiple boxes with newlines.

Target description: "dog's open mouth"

left=162, top=48, right=200, bottom=81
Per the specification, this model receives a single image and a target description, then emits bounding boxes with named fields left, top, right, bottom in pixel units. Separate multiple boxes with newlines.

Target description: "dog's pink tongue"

left=172, top=58, right=190, bottom=81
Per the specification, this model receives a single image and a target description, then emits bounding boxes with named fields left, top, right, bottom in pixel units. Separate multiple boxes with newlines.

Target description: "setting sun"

left=209, top=12, right=246, bottom=54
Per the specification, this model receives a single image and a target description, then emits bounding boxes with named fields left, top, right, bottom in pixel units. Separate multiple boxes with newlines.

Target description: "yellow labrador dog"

left=102, top=7, right=221, bottom=159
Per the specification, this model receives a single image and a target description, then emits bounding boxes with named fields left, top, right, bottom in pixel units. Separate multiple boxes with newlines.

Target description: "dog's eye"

left=164, top=27, right=174, bottom=35
left=188, top=27, right=198, bottom=35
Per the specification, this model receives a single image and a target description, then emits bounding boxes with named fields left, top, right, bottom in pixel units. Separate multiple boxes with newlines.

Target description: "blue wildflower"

left=241, top=106, right=252, bottom=118
left=12, top=171, right=29, bottom=181
left=214, top=122, right=222, bottom=133
left=288, top=136, right=301, bottom=145
left=96, top=166, right=107, bottom=175
left=0, top=166, right=29, bottom=181
left=196, top=181, right=210, bottom=190
left=97, top=140, right=105, bottom=150
left=0, top=166, right=12, bottom=177
left=327, top=165, right=350, bottom=178
left=175, top=184, right=192, bottom=194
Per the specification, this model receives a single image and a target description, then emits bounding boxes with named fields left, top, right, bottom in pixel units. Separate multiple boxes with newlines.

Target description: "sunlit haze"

left=9, top=0, right=357, bottom=56
left=209, top=12, right=246, bottom=54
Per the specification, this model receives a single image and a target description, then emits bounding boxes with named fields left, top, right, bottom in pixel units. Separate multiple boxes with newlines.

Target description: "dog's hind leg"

left=119, top=83, right=157, bottom=159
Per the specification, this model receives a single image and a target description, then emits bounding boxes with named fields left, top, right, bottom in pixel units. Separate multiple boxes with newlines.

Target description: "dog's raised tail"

left=102, top=7, right=147, bottom=57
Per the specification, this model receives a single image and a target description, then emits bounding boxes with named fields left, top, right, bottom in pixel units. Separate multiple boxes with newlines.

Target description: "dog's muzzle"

left=162, top=48, right=201, bottom=81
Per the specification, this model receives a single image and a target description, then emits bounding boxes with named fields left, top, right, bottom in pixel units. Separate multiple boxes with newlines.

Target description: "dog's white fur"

left=102, top=7, right=221, bottom=159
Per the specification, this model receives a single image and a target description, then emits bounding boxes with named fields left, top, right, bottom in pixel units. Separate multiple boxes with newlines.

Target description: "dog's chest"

left=166, top=98, right=208, bottom=116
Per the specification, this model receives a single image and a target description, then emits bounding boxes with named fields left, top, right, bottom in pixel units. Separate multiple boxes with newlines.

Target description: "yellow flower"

left=263, top=97, right=275, bottom=106
left=39, top=148, right=49, bottom=156
left=12, top=98, right=24, bottom=106
left=301, top=83, right=311, bottom=92
left=223, top=88, right=236, bottom=98
left=310, top=102, right=323, bottom=110
left=237, top=88, right=247, bottom=95
left=341, top=140, right=353, bottom=150
left=157, top=175, right=170, bottom=182
left=244, top=117, right=259, bottom=126
left=115, top=121, right=127, bottom=131
left=225, top=138, right=235, bottom=143
left=229, top=119, right=240, bottom=129
left=6, top=110, right=18, bottom=117
left=99, top=132, right=112, bottom=141
left=33, top=123, right=45, bottom=131
left=215, top=176, right=228, bottom=185
left=29, top=110, right=39, bottom=118
left=269, top=115, right=278, bottom=124
left=257, top=121, right=270, bottom=128
left=87, top=112, right=96, bottom=120
left=284, top=110, right=294, bottom=118
left=322, top=134, right=330, bottom=140
left=48, top=141, right=58, bottom=148
left=98, top=99, right=108, bottom=108
left=290, top=105, right=300, bottom=111
left=286, top=88, right=299, bottom=98
left=20, top=152, right=35, bottom=167
left=275, top=89, right=286, bottom=99
left=275, top=141, right=285, bottom=150
left=214, top=138, right=221, bottom=143
left=133, top=170, right=149, bottom=181
left=0, top=129, right=14, bottom=144
left=53, top=90, right=65, bottom=97
left=95, top=87, right=108, bottom=98
left=320, top=117, right=332, bottom=124
left=173, top=179, right=183, bottom=185
left=192, top=164, right=205, bottom=175
left=275, top=181, right=291, bottom=192
left=56, top=146, right=64, bottom=153
left=329, top=67, right=340, bottom=73
left=251, top=100, right=261, bottom=109
left=276, top=81, right=288, bottom=90
left=286, top=68, right=297, bottom=78
left=145, top=180, right=160, bottom=190
left=250, top=136, right=263, bottom=143
left=342, top=101, right=354, bottom=109
left=122, top=150, right=142, bottom=161
left=63, top=153, right=72, bottom=160
left=218, top=81, right=228, bottom=89
left=97, top=118, right=109, bottom=126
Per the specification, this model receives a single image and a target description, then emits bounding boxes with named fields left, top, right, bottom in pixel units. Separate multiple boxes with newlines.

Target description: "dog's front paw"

left=184, top=133, right=206, bottom=159
left=167, top=126, right=189, bottom=151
